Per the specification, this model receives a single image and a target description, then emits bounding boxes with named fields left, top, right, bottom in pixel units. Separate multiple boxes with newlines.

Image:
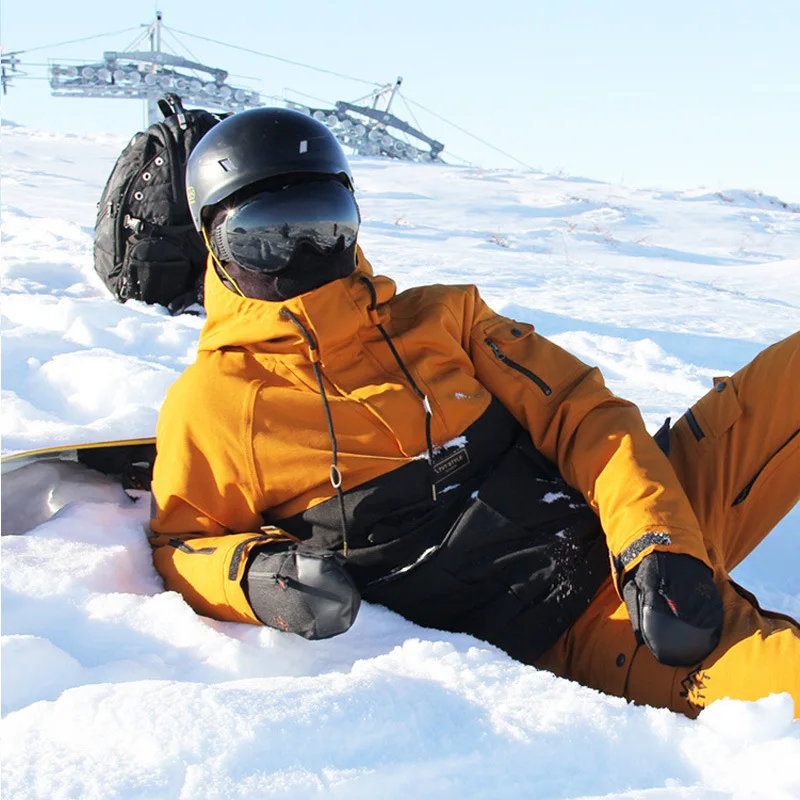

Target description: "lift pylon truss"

left=288, top=78, right=444, bottom=163
left=47, top=13, right=261, bottom=123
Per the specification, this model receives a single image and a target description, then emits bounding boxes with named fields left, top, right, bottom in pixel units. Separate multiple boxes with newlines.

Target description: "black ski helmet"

left=185, top=106, right=355, bottom=234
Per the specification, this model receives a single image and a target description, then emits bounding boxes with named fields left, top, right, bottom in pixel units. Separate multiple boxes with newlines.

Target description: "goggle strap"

left=201, top=227, right=246, bottom=298
left=211, top=220, right=234, bottom=264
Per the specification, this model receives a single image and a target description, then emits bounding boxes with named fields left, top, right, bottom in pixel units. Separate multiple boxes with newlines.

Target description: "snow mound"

left=1, top=123, right=798, bottom=799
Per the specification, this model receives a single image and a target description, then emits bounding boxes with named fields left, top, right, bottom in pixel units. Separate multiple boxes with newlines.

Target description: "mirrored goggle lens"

left=221, top=180, right=359, bottom=273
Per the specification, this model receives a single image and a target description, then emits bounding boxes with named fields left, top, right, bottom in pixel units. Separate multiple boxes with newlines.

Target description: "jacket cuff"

left=151, top=531, right=278, bottom=625
left=609, top=526, right=711, bottom=595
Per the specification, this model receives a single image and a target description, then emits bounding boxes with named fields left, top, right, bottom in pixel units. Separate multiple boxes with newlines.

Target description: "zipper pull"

left=485, top=338, right=506, bottom=360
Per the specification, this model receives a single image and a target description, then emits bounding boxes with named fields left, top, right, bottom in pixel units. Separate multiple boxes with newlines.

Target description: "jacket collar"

left=198, top=246, right=397, bottom=363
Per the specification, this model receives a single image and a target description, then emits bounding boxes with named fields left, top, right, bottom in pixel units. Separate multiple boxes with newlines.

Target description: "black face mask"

left=210, top=179, right=360, bottom=273
left=213, top=240, right=358, bottom=302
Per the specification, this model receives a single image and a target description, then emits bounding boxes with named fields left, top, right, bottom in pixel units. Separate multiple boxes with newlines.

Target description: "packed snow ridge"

left=1, top=120, right=799, bottom=799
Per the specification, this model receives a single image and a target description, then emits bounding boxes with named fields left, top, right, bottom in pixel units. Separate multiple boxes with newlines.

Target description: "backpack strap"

left=123, top=215, right=195, bottom=236
left=158, top=93, right=188, bottom=130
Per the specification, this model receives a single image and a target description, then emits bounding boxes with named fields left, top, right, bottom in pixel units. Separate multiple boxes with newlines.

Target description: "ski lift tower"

left=288, top=77, right=445, bottom=162
left=48, top=11, right=262, bottom=122
left=1, top=51, right=23, bottom=95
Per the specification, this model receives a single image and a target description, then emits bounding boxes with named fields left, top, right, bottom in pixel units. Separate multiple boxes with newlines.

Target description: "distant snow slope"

left=2, top=121, right=798, bottom=799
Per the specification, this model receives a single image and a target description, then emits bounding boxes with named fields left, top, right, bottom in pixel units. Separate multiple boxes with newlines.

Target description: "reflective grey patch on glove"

left=243, top=544, right=361, bottom=639
left=622, top=551, right=724, bottom=667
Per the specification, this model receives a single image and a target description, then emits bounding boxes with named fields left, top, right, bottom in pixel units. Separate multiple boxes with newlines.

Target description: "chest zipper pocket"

left=484, top=337, right=552, bottom=396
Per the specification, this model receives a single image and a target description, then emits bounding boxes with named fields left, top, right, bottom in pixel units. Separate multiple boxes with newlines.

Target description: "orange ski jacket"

left=150, top=248, right=710, bottom=638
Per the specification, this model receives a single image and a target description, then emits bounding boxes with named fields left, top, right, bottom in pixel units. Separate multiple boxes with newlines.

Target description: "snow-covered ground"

left=1, top=120, right=799, bottom=799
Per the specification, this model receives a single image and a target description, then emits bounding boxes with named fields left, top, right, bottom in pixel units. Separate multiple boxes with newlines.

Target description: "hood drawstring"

left=279, top=279, right=439, bottom=558
left=280, top=307, right=350, bottom=556
left=360, top=276, right=438, bottom=502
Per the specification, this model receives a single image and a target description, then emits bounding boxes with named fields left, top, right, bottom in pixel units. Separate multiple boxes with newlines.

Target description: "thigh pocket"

left=732, top=428, right=799, bottom=506
left=684, top=378, right=742, bottom=442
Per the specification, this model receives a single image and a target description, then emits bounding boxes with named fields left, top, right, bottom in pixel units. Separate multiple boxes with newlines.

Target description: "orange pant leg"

left=537, top=332, right=800, bottom=717
left=669, top=330, right=800, bottom=570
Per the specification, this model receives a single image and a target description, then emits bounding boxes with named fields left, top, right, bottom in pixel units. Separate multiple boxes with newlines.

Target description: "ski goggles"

left=210, top=179, right=360, bottom=274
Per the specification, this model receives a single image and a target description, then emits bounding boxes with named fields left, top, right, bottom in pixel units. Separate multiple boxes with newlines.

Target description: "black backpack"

left=94, top=94, right=222, bottom=314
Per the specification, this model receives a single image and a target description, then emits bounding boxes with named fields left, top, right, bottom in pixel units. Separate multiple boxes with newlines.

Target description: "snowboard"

left=1, top=437, right=157, bottom=488
left=1, top=437, right=157, bottom=537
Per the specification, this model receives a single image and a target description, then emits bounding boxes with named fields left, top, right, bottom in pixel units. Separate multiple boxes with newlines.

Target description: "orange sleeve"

left=149, top=369, right=285, bottom=624
left=148, top=529, right=271, bottom=624
left=464, top=288, right=710, bottom=590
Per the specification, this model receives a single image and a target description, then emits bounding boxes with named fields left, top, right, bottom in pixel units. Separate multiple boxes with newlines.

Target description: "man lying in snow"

left=149, top=107, right=799, bottom=718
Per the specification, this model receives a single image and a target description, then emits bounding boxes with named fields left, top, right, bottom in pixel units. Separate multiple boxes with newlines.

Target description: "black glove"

left=243, top=543, right=361, bottom=640
left=622, top=551, right=724, bottom=666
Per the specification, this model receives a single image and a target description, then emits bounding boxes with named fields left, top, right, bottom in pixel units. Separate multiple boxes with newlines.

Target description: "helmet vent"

left=299, top=140, right=308, bottom=154
left=218, top=158, right=236, bottom=172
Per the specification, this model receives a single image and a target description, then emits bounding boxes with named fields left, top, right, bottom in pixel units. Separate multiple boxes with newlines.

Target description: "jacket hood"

left=198, top=245, right=397, bottom=358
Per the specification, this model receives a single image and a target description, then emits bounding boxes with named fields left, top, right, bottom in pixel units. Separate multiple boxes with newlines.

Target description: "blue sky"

left=3, top=0, right=799, bottom=200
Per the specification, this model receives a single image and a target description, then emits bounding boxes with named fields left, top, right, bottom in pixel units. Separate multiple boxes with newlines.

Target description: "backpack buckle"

left=124, top=215, right=143, bottom=234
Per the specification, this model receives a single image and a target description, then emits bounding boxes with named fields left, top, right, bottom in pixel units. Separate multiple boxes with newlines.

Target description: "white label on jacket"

left=433, top=447, right=470, bottom=483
